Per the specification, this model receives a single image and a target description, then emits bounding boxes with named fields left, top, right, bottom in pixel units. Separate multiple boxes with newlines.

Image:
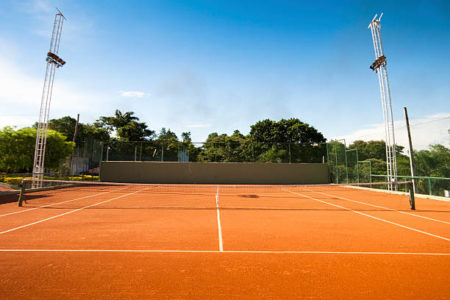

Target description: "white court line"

left=0, top=249, right=448, bottom=256
left=216, top=186, right=224, bottom=252
left=0, top=188, right=148, bottom=235
left=311, top=189, right=450, bottom=225
left=286, top=190, right=450, bottom=242
left=0, top=187, right=129, bottom=218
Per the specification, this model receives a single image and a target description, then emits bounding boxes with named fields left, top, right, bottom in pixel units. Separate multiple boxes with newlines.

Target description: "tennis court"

left=0, top=180, right=449, bottom=299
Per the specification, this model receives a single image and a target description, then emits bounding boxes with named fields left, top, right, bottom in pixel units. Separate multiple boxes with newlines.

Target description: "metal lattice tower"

left=32, top=10, right=66, bottom=188
left=368, top=13, right=397, bottom=190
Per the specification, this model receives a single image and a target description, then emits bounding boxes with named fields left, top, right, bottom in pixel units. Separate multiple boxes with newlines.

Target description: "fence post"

left=356, top=150, right=360, bottom=183
left=106, top=145, right=110, bottom=161
left=344, top=149, right=348, bottom=183
left=428, top=177, right=432, bottom=195
left=288, top=143, right=291, bottom=163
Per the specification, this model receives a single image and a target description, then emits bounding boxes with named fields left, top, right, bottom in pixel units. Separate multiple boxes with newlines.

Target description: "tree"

left=414, top=144, right=450, bottom=178
left=348, top=140, right=406, bottom=162
left=250, top=118, right=326, bottom=162
left=98, top=110, right=138, bottom=131
left=82, top=123, right=111, bottom=143
left=198, top=131, right=251, bottom=162
left=42, top=116, right=78, bottom=143
left=99, top=110, right=154, bottom=141
left=181, top=132, right=191, bottom=143
left=179, top=132, right=201, bottom=161
left=348, top=140, right=411, bottom=177
left=35, top=116, right=111, bottom=145
left=153, top=128, right=181, bottom=161
left=0, top=127, right=73, bottom=173
left=117, top=121, right=154, bottom=142
left=349, top=140, right=386, bottom=161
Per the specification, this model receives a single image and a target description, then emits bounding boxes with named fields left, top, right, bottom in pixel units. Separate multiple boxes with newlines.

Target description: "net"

left=17, top=179, right=416, bottom=210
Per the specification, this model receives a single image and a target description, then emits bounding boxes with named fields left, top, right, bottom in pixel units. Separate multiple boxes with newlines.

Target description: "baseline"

left=0, top=249, right=448, bottom=256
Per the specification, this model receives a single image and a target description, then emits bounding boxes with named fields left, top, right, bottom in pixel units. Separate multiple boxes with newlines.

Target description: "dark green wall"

left=100, top=161, right=329, bottom=184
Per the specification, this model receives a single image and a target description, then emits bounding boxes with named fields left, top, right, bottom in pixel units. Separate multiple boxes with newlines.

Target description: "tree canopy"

left=99, top=110, right=154, bottom=141
left=0, top=127, right=73, bottom=173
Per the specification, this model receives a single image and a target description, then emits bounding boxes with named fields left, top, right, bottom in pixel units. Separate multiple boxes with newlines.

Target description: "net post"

left=18, top=179, right=26, bottom=207
left=408, top=181, right=416, bottom=210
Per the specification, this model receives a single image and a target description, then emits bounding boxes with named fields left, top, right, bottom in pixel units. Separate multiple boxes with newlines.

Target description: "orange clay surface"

left=0, top=185, right=449, bottom=299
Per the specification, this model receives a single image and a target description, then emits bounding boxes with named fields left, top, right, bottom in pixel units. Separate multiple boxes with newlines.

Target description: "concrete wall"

left=100, top=161, right=329, bottom=184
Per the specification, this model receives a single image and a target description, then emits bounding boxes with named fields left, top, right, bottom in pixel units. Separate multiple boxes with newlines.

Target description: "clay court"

left=0, top=182, right=449, bottom=299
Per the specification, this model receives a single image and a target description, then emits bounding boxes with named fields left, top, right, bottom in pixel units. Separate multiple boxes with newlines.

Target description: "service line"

left=0, top=187, right=129, bottom=218
left=0, top=188, right=148, bottom=235
left=286, top=190, right=450, bottom=242
left=310, top=189, right=450, bottom=225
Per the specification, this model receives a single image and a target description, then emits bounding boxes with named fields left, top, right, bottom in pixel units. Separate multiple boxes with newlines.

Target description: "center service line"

left=216, top=185, right=224, bottom=252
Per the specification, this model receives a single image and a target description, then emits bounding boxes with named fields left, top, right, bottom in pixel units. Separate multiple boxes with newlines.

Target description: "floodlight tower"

left=32, top=10, right=66, bottom=188
left=368, top=13, right=397, bottom=190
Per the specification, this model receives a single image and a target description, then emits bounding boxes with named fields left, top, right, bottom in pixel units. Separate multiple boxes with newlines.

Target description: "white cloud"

left=335, top=113, right=450, bottom=151
left=186, top=123, right=211, bottom=128
left=0, top=115, right=35, bottom=129
left=120, top=91, right=149, bottom=98
left=20, top=0, right=53, bottom=15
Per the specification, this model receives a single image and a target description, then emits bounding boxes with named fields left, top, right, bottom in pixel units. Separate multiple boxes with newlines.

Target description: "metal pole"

left=288, top=143, right=291, bottom=163
left=326, top=143, right=330, bottom=164
left=32, top=11, right=66, bottom=188
left=334, top=145, right=339, bottom=184
left=356, top=149, right=360, bottom=183
left=72, top=114, right=79, bottom=144
left=99, top=142, right=104, bottom=162
left=69, top=113, right=79, bottom=175
left=345, top=149, right=349, bottom=183
left=369, top=14, right=397, bottom=190
left=404, top=107, right=416, bottom=193
left=428, top=178, right=432, bottom=195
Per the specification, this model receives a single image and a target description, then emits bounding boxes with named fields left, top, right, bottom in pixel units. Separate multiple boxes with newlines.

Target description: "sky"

left=0, top=0, right=449, bottom=150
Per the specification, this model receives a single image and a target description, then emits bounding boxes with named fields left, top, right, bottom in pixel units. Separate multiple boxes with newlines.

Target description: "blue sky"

left=0, top=0, right=449, bottom=149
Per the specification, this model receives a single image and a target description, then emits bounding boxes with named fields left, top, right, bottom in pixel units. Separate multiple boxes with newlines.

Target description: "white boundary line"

left=310, top=190, right=450, bottom=225
left=0, top=187, right=129, bottom=218
left=286, top=190, right=450, bottom=242
left=0, top=188, right=148, bottom=235
left=216, top=186, right=224, bottom=252
left=0, top=249, right=448, bottom=256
